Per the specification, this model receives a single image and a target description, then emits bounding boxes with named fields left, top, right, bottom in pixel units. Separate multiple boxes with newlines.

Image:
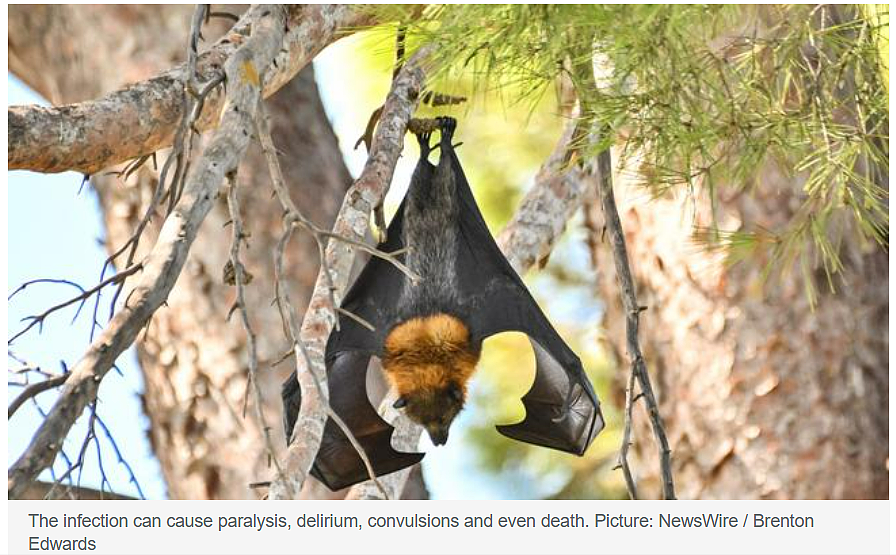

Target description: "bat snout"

left=427, top=428, right=449, bottom=446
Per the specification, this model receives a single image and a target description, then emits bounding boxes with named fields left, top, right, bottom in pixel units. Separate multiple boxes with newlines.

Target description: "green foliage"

left=396, top=4, right=889, bottom=300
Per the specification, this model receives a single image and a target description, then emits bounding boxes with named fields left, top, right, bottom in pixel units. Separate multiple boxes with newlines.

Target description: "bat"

left=282, top=117, right=604, bottom=491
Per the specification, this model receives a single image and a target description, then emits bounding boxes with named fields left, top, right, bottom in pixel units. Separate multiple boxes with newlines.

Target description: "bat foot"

left=437, top=116, right=457, bottom=144
left=416, top=130, right=432, bottom=159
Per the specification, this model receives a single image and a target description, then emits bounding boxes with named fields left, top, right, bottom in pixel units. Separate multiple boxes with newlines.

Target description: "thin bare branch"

left=103, top=5, right=226, bottom=326
left=93, top=413, right=146, bottom=500
left=595, top=146, right=676, bottom=500
left=7, top=373, right=69, bottom=420
left=8, top=264, right=143, bottom=345
left=615, top=365, right=639, bottom=499
left=257, top=104, right=418, bottom=286
left=256, top=100, right=390, bottom=497
left=225, top=170, right=285, bottom=486
left=7, top=5, right=289, bottom=500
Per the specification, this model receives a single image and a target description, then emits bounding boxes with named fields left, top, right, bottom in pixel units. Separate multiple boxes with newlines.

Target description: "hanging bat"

left=282, top=117, right=604, bottom=491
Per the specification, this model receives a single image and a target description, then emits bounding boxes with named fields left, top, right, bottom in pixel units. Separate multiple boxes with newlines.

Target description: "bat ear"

left=393, top=397, right=408, bottom=409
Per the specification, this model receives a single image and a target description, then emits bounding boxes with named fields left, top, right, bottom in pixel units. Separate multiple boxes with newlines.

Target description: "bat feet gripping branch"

left=437, top=116, right=457, bottom=146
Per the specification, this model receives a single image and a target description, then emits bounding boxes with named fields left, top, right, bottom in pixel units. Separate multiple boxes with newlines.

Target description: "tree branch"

left=7, top=374, right=69, bottom=420
left=225, top=170, right=285, bottom=489
left=7, top=5, right=289, bottom=499
left=256, top=101, right=389, bottom=500
left=595, top=147, right=676, bottom=500
left=497, top=108, right=588, bottom=273
left=269, top=45, right=435, bottom=500
left=8, top=5, right=377, bottom=174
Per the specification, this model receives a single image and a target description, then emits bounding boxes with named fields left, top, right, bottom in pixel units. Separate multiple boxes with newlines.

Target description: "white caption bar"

left=7, top=500, right=889, bottom=555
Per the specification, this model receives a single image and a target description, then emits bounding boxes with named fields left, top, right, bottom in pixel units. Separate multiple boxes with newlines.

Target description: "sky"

left=7, top=37, right=603, bottom=500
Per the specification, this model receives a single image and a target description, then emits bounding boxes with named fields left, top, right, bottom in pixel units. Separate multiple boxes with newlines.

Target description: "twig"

left=185, top=5, right=208, bottom=94
left=616, top=365, right=639, bottom=499
left=93, top=413, right=146, bottom=499
left=225, top=170, right=285, bottom=486
left=7, top=5, right=289, bottom=500
left=8, top=374, right=69, bottom=419
left=256, top=102, right=418, bottom=289
left=45, top=403, right=99, bottom=500
left=595, top=146, right=676, bottom=500
left=271, top=223, right=389, bottom=499
left=8, top=264, right=143, bottom=345
left=104, top=4, right=224, bottom=326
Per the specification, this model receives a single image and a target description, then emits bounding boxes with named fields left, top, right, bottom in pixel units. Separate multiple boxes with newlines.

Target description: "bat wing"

left=281, top=163, right=431, bottom=492
left=447, top=146, right=605, bottom=455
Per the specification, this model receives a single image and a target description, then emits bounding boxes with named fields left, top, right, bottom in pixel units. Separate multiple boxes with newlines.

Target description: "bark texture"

left=8, top=5, right=375, bottom=174
left=587, top=155, right=888, bottom=499
left=9, top=5, right=359, bottom=499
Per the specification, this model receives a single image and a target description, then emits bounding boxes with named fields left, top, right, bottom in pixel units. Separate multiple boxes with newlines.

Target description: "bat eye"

left=447, top=385, right=463, bottom=403
left=393, top=397, right=408, bottom=409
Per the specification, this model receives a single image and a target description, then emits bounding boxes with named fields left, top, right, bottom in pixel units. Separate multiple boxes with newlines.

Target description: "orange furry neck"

left=382, top=313, right=480, bottom=397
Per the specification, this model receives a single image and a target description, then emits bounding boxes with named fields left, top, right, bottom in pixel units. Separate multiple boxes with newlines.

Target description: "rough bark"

left=7, top=5, right=366, bottom=499
left=586, top=155, right=888, bottom=499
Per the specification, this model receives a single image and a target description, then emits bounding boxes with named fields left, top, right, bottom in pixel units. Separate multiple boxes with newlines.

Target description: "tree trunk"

left=9, top=5, right=361, bottom=499
left=586, top=153, right=888, bottom=499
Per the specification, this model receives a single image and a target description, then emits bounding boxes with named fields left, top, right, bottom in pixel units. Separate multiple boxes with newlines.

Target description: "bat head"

left=383, top=313, right=481, bottom=447
left=393, top=383, right=465, bottom=445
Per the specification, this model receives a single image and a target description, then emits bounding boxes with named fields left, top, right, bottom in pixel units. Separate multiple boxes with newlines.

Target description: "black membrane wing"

left=446, top=147, right=605, bottom=455
left=281, top=166, right=430, bottom=491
